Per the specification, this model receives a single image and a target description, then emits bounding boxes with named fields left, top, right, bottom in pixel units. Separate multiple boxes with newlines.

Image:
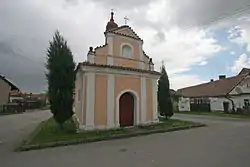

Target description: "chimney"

left=219, top=75, right=226, bottom=80
left=210, top=79, right=214, bottom=82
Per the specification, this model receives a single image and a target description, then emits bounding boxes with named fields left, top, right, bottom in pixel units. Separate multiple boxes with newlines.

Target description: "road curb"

left=17, top=123, right=206, bottom=152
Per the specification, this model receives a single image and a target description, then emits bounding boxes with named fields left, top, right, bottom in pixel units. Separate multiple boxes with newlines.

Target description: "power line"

left=182, top=3, right=250, bottom=31
left=152, top=4, right=250, bottom=66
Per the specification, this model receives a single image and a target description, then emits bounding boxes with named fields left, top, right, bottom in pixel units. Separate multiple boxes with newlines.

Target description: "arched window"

left=121, top=44, right=132, bottom=58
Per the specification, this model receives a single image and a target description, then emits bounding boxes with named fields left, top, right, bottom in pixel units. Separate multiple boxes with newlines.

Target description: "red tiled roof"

left=177, top=73, right=248, bottom=97
left=143, top=50, right=149, bottom=58
left=78, top=62, right=161, bottom=75
left=94, top=44, right=107, bottom=51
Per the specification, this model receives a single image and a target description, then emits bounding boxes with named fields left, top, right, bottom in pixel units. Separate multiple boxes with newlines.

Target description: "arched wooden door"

left=119, top=92, right=134, bottom=127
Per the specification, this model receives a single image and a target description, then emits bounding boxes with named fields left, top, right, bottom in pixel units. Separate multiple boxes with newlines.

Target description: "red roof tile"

left=78, top=62, right=161, bottom=75
left=177, top=73, right=248, bottom=97
left=94, top=44, right=107, bottom=51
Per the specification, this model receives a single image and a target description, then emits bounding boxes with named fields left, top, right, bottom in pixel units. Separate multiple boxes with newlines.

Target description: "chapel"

left=74, top=11, right=161, bottom=130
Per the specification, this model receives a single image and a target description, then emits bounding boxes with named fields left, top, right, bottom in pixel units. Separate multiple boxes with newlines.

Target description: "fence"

left=0, top=100, right=46, bottom=115
left=0, top=103, right=25, bottom=114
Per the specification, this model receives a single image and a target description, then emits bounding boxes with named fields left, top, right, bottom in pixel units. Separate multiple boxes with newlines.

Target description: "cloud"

left=143, top=27, right=222, bottom=76
left=85, top=0, right=154, bottom=9
left=0, top=0, right=106, bottom=92
left=230, top=53, right=250, bottom=73
left=2, top=0, right=247, bottom=92
left=170, top=74, right=206, bottom=90
left=171, top=0, right=250, bottom=28
left=230, top=51, right=236, bottom=55
left=228, top=24, right=250, bottom=52
left=198, top=61, right=208, bottom=66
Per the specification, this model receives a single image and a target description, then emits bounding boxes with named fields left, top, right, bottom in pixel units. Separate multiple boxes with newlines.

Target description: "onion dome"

left=106, top=11, right=118, bottom=31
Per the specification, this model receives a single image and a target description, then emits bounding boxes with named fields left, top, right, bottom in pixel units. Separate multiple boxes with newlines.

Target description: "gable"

left=0, top=77, right=11, bottom=90
left=229, top=75, right=250, bottom=95
left=0, top=75, right=19, bottom=91
left=238, top=68, right=250, bottom=75
left=114, top=28, right=141, bottom=40
left=107, top=25, right=142, bottom=41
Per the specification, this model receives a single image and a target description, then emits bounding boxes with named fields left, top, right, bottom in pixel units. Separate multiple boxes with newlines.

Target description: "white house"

left=177, top=68, right=250, bottom=112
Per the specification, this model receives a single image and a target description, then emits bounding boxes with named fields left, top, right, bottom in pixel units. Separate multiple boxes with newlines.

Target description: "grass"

left=25, top=117, right=198, bottom=145
left=178, top=111, right=250, bottom=119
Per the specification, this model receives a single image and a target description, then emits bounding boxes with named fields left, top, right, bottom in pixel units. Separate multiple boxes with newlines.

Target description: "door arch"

left=119, top=92, right=134, bottom=127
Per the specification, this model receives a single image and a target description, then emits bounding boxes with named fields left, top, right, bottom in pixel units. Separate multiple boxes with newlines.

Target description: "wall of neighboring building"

left=210, top=95, right=250, bottom=111
left=229, top=75, right=250, bottom=95
left=231, top=95, right=250, bottom=109
left=178, top=97, right=190, bottom=111
left=209, top=97, right=232, bottom=111
left=177, top=74, right=250, bottom=112
left=178, top=97, right=232, bottom=112
left=0, top=78, right=11, bottom=105
left=227, top=75, right=250, bottom=110
left=178, top=96, right=250, bottom=112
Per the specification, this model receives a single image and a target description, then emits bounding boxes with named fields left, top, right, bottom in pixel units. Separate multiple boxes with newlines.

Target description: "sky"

left=0, top=0, right=250, bottom=93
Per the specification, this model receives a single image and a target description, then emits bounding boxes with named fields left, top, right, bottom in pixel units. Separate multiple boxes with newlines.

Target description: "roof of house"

left=238, top=68, right=250, bottom=75
left=77, top=62, right=161, bottom=75
left=0, top=75, right=19, bottom=91
left=177, top=73, right=248, bottom=97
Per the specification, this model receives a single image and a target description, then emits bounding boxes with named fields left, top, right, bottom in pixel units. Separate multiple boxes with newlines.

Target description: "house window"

left=121, top=44, right=132, bottom=58
left=244, top=99, right=250, bottom=107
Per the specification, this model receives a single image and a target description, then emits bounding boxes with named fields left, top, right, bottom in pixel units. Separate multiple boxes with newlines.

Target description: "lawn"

left=179, top=111, right=250, bottom=119
left=24, top=117, right=199, bottom=146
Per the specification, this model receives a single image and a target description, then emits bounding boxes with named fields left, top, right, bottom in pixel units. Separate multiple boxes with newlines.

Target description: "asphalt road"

left=1, top=112, right=250, bottom=167
left=0, top=110, right=51, bottom=154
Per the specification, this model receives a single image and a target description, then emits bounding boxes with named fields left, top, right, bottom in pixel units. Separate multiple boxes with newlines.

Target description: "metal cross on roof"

left=124, top=16, right=129, bottom=25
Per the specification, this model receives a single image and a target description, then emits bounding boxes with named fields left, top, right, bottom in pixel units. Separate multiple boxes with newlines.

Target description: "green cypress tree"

left=46, top=30, right=76, bottom=126
left=157, top=65, right=173, bottom=119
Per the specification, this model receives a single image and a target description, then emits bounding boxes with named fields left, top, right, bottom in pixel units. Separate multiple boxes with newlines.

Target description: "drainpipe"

left=225, top=95, right=235, bottom=113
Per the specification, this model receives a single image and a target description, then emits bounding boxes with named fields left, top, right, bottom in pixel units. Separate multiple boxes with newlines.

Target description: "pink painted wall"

left=94, top=74, right=108, bottom=126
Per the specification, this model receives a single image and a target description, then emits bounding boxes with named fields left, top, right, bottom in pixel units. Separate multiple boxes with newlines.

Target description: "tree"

left=46, top=30, right=76, bottom=126
left=157, top=65, right=173, bottom=119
